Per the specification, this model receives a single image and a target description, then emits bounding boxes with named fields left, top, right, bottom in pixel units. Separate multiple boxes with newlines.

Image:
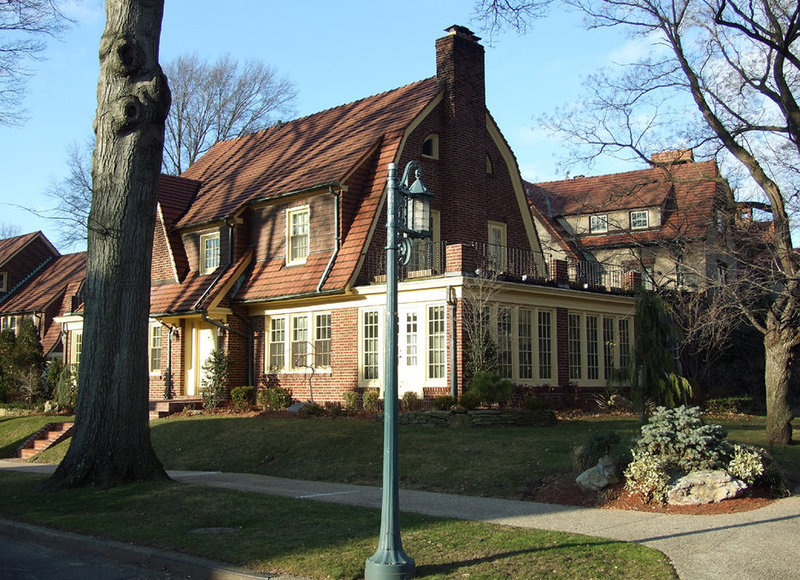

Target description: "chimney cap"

left=444, top=25, right=481, bottom=42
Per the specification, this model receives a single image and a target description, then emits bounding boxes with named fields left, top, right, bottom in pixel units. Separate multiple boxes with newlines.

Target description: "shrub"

left=523, top=396, right=547, bottom=412
left=200, top=349, right=229, bottom=411
left=705, top=396, right=754, bottom=415
left=363, top=390, right=379, bottom=413
left=726, top=444, right=765, bottom=486
left=433, top=395, right=455, bottom=411
left=458, top=389, right=482, bottom=410
left=258, top=386, right=293, bottom=411
left=624, top=451, right=671, bottom=503
left=230, top=386, right=256, bottom=413
left=54, top=364, right=78, bottom=410
left=468, top=371, right=512, bottom=407
left=635, top=406, right=729, bottom=473
left=401, top=391, right=418, bottom=412
left=299, top=402, right=326, bottom=417
left=324, top=401, right=345, bottom=416
left=572, top=432, right=624, bottom=472
left=342, top=390, right=360, bottom=413
left=42, top=360, right=63, bottom=402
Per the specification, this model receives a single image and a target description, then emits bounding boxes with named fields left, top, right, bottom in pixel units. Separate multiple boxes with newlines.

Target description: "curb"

left=0, top=517, right=304, bottom=580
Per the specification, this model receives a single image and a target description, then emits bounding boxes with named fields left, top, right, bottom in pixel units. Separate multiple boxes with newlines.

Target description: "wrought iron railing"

left=471, top=242, right=545, bottom=280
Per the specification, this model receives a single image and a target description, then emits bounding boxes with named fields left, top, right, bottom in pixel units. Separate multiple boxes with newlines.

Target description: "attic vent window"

left=422, top=134, right=439, bottom=159
left=0, top=271, right=6, bottom=293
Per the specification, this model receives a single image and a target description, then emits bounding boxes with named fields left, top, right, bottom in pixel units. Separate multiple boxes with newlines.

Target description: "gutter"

left=317, top=186, right=341, bottom=292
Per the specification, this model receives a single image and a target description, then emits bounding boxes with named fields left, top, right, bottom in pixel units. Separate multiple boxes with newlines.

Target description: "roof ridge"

left=531, top=159, right=717, bottom=186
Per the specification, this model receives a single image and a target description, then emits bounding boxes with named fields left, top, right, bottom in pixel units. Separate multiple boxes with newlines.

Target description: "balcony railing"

left=360, top=240, right=634, bottom=293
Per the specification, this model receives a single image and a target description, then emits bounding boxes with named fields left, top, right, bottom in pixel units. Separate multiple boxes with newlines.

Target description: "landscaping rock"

left=667, top=470, right=747, bottom=505
left=608, top=394, right=634, bottom=410
left=448, top=413, right=472, bottom=429
left=576, top=455, right=619, bottom=493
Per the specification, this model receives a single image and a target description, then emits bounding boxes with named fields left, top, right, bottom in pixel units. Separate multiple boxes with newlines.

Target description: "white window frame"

left=568, top=312, right=634, bottom=386
left=360, top=308, right=382, bottom=386
left=199, top=231, right=221, bottom=275
left=71, top=330, right=83, bottom=366
left=427, top=305, right=447, bottom=381
left=487, top=221, right=507, bottom=272
left=421, top=134, right=439, bottom=159
left=287, top=206, right=310, bottom=265
left=630, top=210, right=649, bottom=230
left=314, top=313, right=332, bottom=369
left=149, top=322, right=162, bottom=375
left=483, top=305, right=556, bottom=385
left=1, top=315, right=16, bottom=333
left=265, top=312, right=333, bottom=374
left=589, top=214, right=608, bottom=234
left=267, top=316, right=287, bottom=372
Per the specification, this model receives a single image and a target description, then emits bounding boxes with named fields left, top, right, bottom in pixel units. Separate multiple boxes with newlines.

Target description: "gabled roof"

left=156, top=174, right=199, bottom=281
left=528, top=159, right=723, bottom=247
left=0, top=252, right=86, bottom=314
left=177, top=78, right=442, bottom=229
left=0, top=231, right=57, bottom=269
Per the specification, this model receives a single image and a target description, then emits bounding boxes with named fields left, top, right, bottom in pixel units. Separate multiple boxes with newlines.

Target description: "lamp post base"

left=365, top=550, right=415, bottom=579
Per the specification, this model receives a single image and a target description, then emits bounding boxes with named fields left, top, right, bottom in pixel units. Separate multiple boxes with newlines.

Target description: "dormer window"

left=589, top=214, right=608, bottom=234
left=422, top=134, right=439, bottom=159
left=199, top=232, right=220, bottom=275
left=287, top=206, right=310, bottom=265
left=0, top=271, right=6, bottom=292
left=630, top=210, right=649, bottom=230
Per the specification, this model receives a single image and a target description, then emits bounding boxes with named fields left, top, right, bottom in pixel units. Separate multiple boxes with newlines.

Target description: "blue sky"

left=0, top=0, right=645, bottom=251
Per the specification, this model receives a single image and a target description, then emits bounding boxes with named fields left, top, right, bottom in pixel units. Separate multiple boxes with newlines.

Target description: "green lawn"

left=0, top=471, right=676, bottom=579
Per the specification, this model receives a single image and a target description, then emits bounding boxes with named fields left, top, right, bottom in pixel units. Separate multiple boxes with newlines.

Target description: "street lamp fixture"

left=365, top=160, right=433, bottom=580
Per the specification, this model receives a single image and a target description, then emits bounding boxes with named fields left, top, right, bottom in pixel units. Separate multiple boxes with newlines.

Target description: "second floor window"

left=200, top=232, right=220, bottom=275
left=287, top=207, right=310, bottom=264
left=487, top=221, right=507, bottom=271
left=630, top=210, right=648, bottom=229
left=589, top=214, right=608, bottom=233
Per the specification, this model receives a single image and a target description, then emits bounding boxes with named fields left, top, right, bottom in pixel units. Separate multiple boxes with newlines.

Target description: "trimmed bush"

left=401, top=391, right=418, bottom=412
left=458, top=390, right=482, bottom=410
left=433, top=395, right=455, bottom=411
left=363, top=390, right=379, bottom=413
left=201, top=349, right=229, bottom=411
left=572, top=432, right=627, bottom=472
left=705, top=396, right=754, bottom=415
left=258, top=386, right=293, bottom=411
left=624, top=451, right=671, bottom=503
left=468, top=371, right=512, bottom=407
left=230, top=386, right=256, bottom=413
left=342, top=391, right=360, bottom=413
left=523, top=396, right=547, bottom=412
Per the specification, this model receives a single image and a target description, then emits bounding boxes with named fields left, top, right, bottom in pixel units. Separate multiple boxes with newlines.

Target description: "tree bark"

left=764, top=325, right=796, bottom=445
left=41, top=0, right=170, bottom=490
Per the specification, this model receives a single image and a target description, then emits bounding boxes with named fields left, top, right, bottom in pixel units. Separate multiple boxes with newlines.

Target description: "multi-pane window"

left=363, top=310, right=380, bottom=380
left=291, top=315, right=309, bottom=368
left=630, top=210, right=649, bottom=229
left=618, top=318, right=631, bottom=371
left=518, top=309, right=533, bottom=380
left=589, top=214, right=608, bottom=233
left=1, top=315, right=15, bottom=332
left=200, top=232, right=220, bottom=274
left=405, top=312, right=418, bottom=367
left=603, top=317, right=616, bottom=380
left=314, top=314, right=331, bottom=368
left=71, top=330, right=83, bottom=365
left=586, top=315, right=599, bottom=380
left=268, top=318, right=286, bottom=371
left=487, top=222, right=507, bottom=271
left=287, top=207, right=310, bottom=264
left=568, top=314, right=582, bottom=381
left=538, top=310, right=552, bottom=380
left=428, top=306, right=446, bottom=379
left=149, top=324, right=162, bottom=373
left=496, top=306, right=512, bottom=379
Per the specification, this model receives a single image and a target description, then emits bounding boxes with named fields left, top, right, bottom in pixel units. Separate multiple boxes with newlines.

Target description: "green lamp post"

left=365, top=161, right=433, bottom=580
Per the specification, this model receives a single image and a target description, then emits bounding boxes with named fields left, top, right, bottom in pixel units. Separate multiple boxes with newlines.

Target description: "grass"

left=0, top=414, right=74, bottom=458
left=0, top=471, right=675, bottom=579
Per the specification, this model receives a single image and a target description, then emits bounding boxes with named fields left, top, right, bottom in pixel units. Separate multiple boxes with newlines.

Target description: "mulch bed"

left=525, top=471, right=777, bottom=514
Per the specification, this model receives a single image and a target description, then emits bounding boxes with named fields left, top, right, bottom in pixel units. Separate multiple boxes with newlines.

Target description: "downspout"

left=317, top=186, right=341, bottom=292
left=159, top=321, right=178, bottom=399
left=201, top=311, right=253, bottom=385
left=447, top=286, right=458, bottom=400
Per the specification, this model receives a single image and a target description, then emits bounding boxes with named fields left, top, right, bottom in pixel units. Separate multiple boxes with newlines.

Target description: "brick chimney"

left=436, top=25, right=485, bottom=120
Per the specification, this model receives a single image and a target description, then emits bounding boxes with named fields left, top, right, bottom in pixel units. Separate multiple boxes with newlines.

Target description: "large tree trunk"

left=764, top=326, right=795, bottom=446
left=42, top=0, right=170, bottom=490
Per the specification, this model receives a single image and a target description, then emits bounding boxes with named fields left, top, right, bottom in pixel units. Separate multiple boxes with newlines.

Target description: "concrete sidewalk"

left=2, top=460, right=799, bottom=579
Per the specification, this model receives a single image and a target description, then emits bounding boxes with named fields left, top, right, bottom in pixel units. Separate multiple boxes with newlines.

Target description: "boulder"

left=576, top=455, right=619, bottom=493
left=667, top=470, right=747, bottom=505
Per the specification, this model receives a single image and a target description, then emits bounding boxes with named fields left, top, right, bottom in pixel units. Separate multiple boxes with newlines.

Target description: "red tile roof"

left=528, top=160, right=723, bottom=247
left=0, top=231, right=56, bottom=268
left=0, top=252, right=86, bottom=314
left=177, top=78, right=442, bottom=229
left=156, top=174, right=198, bottom=281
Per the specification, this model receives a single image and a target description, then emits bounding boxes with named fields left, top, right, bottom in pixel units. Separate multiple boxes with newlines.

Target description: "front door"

left=185, top=320, right=217, bottom=396
left=398, top=306, right=424, bottom=395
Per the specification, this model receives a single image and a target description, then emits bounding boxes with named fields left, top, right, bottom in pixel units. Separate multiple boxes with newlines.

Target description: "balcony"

left=360, top=241, right=637, bottom=294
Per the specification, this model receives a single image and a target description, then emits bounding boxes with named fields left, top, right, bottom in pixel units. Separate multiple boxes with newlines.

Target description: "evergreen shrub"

left=468, top=371, right=512, bottom=407
left=433, top=395, right=455, bottom=410
left=342, top=390, right=359, bottom=413
left=230, top=386, right=255, bottom=412
left=401, top=391, right=418, bottom=412
left=458, top=390, right=482, bottom=410
left=362, top=390, right=379, bottom=413
left=200, top=349, right=229, bottom=410
left=257, top=386, right=293, bottom=411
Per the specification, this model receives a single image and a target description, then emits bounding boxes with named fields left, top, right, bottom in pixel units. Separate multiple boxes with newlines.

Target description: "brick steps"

left=17, top=422, right=74, bottom=459
left=148, top=399, right=202, bottom=420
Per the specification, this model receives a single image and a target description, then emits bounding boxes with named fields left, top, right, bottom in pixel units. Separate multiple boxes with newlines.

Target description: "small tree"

left=201, top=349, right=229, bottom=410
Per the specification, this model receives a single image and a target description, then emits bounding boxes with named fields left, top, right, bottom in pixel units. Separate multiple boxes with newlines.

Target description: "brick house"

left=0, top=231, right=86, bottom=359
left=62, top=26, right=637, bottom=407
left=527, top=150, right=738, bottom=291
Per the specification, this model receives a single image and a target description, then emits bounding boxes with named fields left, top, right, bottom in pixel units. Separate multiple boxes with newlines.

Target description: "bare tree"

left=0, top=223, right=21, bottom=239
left=42, top=0, right=170, bottom=490
left=42, top=141, right=93, bottom=248
left=0, top=0, right=71, bottom=125
left=163, top=53, right=297, bottom=175
left=478, top=0, right=800, bottom=444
